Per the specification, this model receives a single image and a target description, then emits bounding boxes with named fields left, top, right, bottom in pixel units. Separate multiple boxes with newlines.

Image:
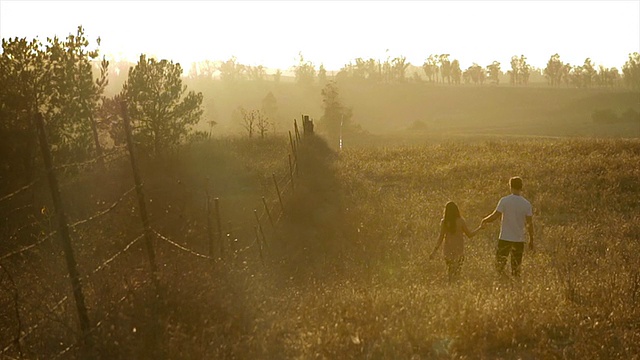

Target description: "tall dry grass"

left=1, top=135, right=639, bottom=359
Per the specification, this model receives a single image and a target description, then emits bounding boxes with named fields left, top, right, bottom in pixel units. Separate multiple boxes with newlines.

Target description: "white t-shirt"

left=496, top=194, right=532, bottom=242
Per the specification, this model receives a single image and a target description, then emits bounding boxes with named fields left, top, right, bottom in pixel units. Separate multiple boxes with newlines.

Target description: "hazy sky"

left=1, top=0, right=639, bottom=72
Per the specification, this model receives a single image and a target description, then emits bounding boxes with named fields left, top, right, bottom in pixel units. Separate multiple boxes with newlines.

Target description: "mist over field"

left=1, top=27, right=640, bottom=358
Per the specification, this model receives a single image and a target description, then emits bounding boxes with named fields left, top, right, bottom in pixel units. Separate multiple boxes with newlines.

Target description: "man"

left=482, top=177, right=534, bottom=277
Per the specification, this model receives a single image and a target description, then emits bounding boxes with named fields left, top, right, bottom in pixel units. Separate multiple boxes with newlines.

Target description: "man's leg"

left=495, top=240, right=511, bottom=276
left=510, top=242, right=525, bottom=277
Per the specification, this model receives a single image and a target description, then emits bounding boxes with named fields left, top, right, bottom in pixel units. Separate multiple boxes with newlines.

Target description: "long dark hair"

left=443, top=201, right=461, bottom=233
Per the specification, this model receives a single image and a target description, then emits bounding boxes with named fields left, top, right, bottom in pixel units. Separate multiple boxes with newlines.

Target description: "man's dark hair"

left=510, top=177, right=523, bottom=190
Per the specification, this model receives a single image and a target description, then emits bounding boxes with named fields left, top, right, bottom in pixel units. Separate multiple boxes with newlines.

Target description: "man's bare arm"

left=481, top=210, right=501, bottom=225
left=526, top=215, right=534, bottom=250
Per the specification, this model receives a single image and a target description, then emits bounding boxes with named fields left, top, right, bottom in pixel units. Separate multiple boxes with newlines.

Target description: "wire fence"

left=0, top=112, right=307, bottom=359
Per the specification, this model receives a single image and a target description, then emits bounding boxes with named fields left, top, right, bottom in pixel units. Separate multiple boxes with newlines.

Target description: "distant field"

left=184, top=79, right=640, bottom=139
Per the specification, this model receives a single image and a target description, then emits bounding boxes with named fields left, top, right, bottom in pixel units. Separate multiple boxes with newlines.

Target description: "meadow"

left=2, top=129, right=639, bottom=359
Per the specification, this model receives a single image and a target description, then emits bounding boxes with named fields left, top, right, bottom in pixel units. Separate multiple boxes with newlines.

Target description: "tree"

left=622, top=52, right=640, bottom=90
left=544, top=53, right=564, bottom=86
left=318, top=64, right=328, bottom=86
left=422, top=55, right=438, bottom=83
left=439, top=54, right=452, bottom=84
left=123, top=54, right=203, bottom=156
left=273, top=69, right=282, bottom=84
left=464, top=63, right=486, bottom=85
left=487, top=61, right=501, bottom=85
left=247, top=65, right=266, bottom=82
left=581, top=58, right=597, bottom=88
left=218, top=56, right=245, bottom=85
left=450, top=59, right=462, bottom=85
left=0, top=26, right=105, bottom=183
left=253, top=110, right=271, bottom=139
left=597, top=65, right=620, bottom=88
left=390, top=56, right=410, bottom=82
left=318, top=81, right=353, bottom=149
left=235, top=107, right=270, bottom=139
left=262, top=92, right=278, bottom=130
left=509, top=55, right=530, bottom=85
left=294, top=52, right=315, bottom=87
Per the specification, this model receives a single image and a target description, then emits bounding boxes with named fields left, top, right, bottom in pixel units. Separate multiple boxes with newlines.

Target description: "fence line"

left=52, top=278, right=149, bottom=360
left=1, top=116, right=310, bottom=358
left=52, top=145, right=127, bottom=172
left=86, top=234, right=144, bottom=278
left=0, top=146, right=126, bottom=206
left=69, top=185, right=136, bottom=228
left=1, top=231, right=146, bottom=357
left=0, top=295, right=69, bottom=356
left=1, top=184, right=137, bottom=262
left=0, top=179, right=41, bottom=204
left=0, top=233, right=54, bottom=262
left=153, top=229, right=213, bottom=260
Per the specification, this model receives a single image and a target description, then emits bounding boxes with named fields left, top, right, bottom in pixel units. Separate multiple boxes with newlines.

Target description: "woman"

left=429, top=201, right=483, bottom=282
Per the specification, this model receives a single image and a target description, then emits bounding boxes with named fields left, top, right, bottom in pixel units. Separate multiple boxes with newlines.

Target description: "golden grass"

left=1, top=135, right=639, bottom=359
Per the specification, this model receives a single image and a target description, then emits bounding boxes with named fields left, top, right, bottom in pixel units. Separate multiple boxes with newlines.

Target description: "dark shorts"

left=495, top=240, right=525, bottom=276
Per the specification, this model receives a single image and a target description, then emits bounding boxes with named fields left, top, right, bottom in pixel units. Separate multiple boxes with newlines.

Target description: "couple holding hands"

left=429, top=177, right=534, bottom=282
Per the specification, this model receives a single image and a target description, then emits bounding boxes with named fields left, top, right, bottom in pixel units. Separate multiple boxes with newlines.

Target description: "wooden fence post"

left=254, top=209, right=267, bottom=248
left=262, top=196, right=274, bottom=228
left=294, top=118, right=301, bottom=142
left=254, top=226, right=264, bottom=265
left=272, top=173, right=284, bottom=215
left=288, top=130, right=296, bottom=160
left=215, top=198, right=223, bottom=259
left=120, top=100, right=159, bottom=286
left=288, top=154, right=295, bottom=192
left=205, top=179, right=214, bottom=258
left=35, top=113, right=92, bottom=349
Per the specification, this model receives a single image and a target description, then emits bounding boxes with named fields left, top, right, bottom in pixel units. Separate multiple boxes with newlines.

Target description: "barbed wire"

left=69, top=186, right=136, bottom=229
left=152, top=229, right=213, bottom=260
left=52, top=277, right=148, bottom=360
left=53, top=145, right=127, bottom=172
left=0, top=232, right=55, bottom=262
left=0, top=179, right=42, bottom=204
left=85, top=234, right=143, bottom=278
left=1, top=129, right=305, bottom=358
left=2, top=204, right=34, bottom=217
left=0, top=295, right=69, bottom=356
left=0, top=185, right=137, bottom=262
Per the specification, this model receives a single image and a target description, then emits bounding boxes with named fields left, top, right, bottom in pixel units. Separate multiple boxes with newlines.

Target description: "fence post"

left=261, top=196, right=274, bottom=228
left=254, top=226, right=264, bottom=265
left=272, top=173, right=284, bottom=215
left=120, top=100, right=159, bottom=285
left=35, top=113, right=92, bottom=349
left=288, top=130, right=297, bottom=162
left=89, top=115, right=104, bottom=168
left=253, top=209, right=267, bottom=248
left=288, top=154, right=295, bottom=192
left=294, top=118, right=301, bottom=142
left=205, top=179, right=214, bottom=258
left=215, top=198, right=223, bottom=259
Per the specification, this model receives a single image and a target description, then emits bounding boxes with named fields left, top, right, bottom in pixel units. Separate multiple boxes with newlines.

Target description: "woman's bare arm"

left=462, top=219, right=482, bottom=238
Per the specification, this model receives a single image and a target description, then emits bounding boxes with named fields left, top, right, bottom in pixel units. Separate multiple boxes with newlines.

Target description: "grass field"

left=1, top=116, right=640, bottom=358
